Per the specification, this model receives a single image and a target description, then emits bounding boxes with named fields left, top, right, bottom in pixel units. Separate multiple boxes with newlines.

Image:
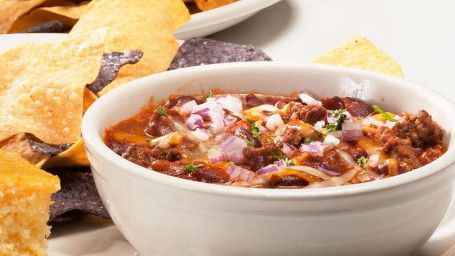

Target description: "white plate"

left=1, top=33, right=454, bottom=256
left=174, top=0, right=282, bottom=39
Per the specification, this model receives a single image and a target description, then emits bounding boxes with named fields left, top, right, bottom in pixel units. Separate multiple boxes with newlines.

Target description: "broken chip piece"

left=168, top=37, right=272, bottom=70
left=87, top=50, right=144, bottom=94
left=48, top=166, right=110, bottom=222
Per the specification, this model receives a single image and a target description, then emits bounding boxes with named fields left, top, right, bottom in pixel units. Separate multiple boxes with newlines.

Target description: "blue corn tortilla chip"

left=48, top=166, right=110, bottom=222
left=18, top=20, right=70, bottom=33
left=168, top=37, right=272, bottom=70
left=87, top=50, right=143, bottom=94
left=27, top=133, right=72, bottom=156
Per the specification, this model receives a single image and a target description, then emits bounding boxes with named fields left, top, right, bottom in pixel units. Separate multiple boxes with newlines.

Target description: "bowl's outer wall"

left=83, top=63, right=455, bottom=256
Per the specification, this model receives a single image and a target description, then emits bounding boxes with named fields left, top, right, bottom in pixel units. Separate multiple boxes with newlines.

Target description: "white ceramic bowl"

left=174, top=0, right=282, bottom=40
left=82, top=62, right=455, bottom=256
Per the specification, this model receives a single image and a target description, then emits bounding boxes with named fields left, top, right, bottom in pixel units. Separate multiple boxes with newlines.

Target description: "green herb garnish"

left=155, top=107, right=167, bottom=116
left=328, top=109, right=347, bottom=131
left=372, top=105, right=396, bottom=122
left=228, top=161, right=234, bottom=165
left=303, top=137, right=312, bottom=143
left=250, top=121, right=262, bottom=139
left=184, top=163, right=203, bottom=172
left=357, top=156, right=369, bottom=167
left=244, top=139, right=254, bottom=147
left=204, top=90, right=214, bottom=102
left=165, top=151, right=171, bottom=159
left=286, top=159, right=295, bottom=166
left=145, top=138, right=152, bottom=143
left=273, top=152, right=286, bottom=160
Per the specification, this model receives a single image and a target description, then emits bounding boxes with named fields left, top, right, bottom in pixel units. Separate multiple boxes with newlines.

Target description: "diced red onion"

left=323, top=134, right=340, bottom=147
left=257, top=164, right=279, bottom=175
left=223, top=115, right=237, bottom=126
left=210, top=107, right=225, bottom=133
left=264, top=113, right=284, bottom=131
left=179, top=100, right=197, bottom=114
left=257, top=104, right=278, bottom=114
left=313, top=120, right=325, bottom=131
left=191, top=128, right=210, bottom=141
left=317, top=163, right=340, bottom=176
left=258, top=125, right=267, bottom=134
left=282, top=142, right=297, bottom=158
left=226, top=165, right=254, bottom=182
left=208, top=147, right=227, bottom=164
left=368, top=154, right=379, bottom=167
left=274, top=160, right=286, bottom=167
left=185, top=114, right=203, bottom=131
left=220, top=135, right=247, bottom=164
left=193, top=107, right=211, bottom=121
left=300, top=141, right=324, bottom=156
left=299, top=92, right=322, bottom=106
left=342, top=121, right=362, bottom=141
left=216, top=95, right=243, bottom=113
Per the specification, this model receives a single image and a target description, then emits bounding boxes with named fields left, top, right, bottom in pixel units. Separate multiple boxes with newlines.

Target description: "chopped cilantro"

left=228, top=161, right=234, bottom=165
left=165, top=151, right=171, bottom=159
left=204, top=90, right=214, bottom=102
left=303, top=137, right=312, bottom=143
left=155, top=107, right=167, bottom=116
left=265, top=138, right=272, bottom=144
left=328, top=109, right=347, bottom=131
left=244, top=139, right=254, bottom=147
left=250, top=121, right=262, bottom=139
left=184, top=163, right=203, bottom=172
left=358, top=156, right=369, bottom=167
left=246, top=118, right=255, bottom=124
left=273, top=152, right=286, bottom=160
left=286, top=159, right=295, bottom=166
left=145, top=138, right=152, bottom=143
left=372, top=105, right=396, bottom=122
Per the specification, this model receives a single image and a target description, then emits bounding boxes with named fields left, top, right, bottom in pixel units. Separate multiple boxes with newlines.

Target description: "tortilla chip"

left=97, top=76, right=136, bottom=97
left=0, top=27, right=107, bottom=145
left=17, top=20, right=69, bottom=33
left=69, top=0, right=190, bottom=80
left=43, top=137, right=89, bottom=168
left=83, top=87, right=98, bottom=114
left=194, top=0, right=237, bottom=11
left=9, top=0, right=89, bottom=33
left=168, top=37, right=272, bottom=70
left=0, top=134, right=50, bottom=165
left=87, top=50, right=144, bottom=94
left=313, top=36, right=404, bottom=78
left=0, top=0, right=47, bottom=33
left=48, top=166, right=109, bottom=222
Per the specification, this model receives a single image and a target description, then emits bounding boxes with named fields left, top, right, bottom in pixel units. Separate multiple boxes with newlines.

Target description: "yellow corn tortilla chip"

left=313, top=36, right=404, bottom=78
left=83, top=87, right=98, bottom=113
left=194, top=0, right=237, bottom=11
left=0, top=27, right=107, bottom=145
left=43, top=137, right=88, bottom=168
left=0, top=0, right=47, bottom=33
left=69, top=0, right=190, bottom=80
left=8, top=0, right=89, bottom=33
left=97, top=75, right=136, bottom=97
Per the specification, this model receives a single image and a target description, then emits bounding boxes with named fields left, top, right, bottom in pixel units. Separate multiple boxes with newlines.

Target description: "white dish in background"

left=174, top=0, right=282, bottom=40
left=0, top=34, right=454, bottom=256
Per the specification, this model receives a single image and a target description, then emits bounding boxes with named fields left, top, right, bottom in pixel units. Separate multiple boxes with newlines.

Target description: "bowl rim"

left=82, top=61, right=455, bottom=200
